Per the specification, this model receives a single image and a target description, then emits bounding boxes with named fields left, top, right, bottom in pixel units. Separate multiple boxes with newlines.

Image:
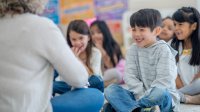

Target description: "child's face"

left=131, top=26, right=158, bottom=48
left=159, top=19, right=175, bottom=42
left=69, top=30, right=90, bottom=52
left=174, top=21, right=196, bottom=41
left=90, top=25, right=103, bottom=46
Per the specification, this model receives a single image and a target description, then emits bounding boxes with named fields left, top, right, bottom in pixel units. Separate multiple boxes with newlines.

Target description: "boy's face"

left=131, top=26, right=159, bottom=48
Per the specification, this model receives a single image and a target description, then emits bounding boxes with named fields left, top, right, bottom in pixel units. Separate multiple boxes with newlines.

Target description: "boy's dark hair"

left=130, top=8, right=162, bottom=31
left=90, top=20, right=123, bottom=67
left=171, top=7, right=200, bottom=66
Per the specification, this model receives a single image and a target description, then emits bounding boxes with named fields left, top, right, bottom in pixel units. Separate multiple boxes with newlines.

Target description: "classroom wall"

left=128, top=0, right=198, bottom=11
left=121, top=0, right=199, bottom=49
left=58, top=0, right=199, bottom=50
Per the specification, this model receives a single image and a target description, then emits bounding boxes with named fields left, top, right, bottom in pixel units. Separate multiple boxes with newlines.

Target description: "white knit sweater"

left=0, top=13, right=88, bottom=112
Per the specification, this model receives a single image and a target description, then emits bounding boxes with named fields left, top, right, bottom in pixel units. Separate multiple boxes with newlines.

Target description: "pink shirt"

left=116, top=59, right=125, bottom=83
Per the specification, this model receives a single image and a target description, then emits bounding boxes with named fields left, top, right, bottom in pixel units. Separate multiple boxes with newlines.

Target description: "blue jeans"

left=104, top=84, right=173, bottom=112
left=53, top=75, right=104, bottom=95
left=51, top=88, right=104, bottom=112
left=53, top=81, right=72, bottom=95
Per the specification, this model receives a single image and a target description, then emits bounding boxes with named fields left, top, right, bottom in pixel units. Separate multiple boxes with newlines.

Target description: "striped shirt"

left=124, top=40, right=179, bottom=111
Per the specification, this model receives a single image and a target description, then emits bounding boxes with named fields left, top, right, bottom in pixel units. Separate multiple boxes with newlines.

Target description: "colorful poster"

left=94, top=0, right=128, bottom=20
left=106, top=20, right=123, bottom=46
left=42, top=0, right=59, bottom=24
left=60, top=0, right=95, bottom=24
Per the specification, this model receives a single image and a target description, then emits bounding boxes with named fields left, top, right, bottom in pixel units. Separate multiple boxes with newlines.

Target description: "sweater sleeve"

left=124, top=46, right=145, bottom=99
left=91, top=48, right=102, bottom=77
left=38, top=19, right=89, bottom=88
left=151, top=46, right=177, bottom=89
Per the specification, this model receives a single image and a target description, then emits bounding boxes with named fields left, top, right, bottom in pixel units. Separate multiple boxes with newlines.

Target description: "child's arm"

left=84, top=64, right=94, bottom=76
left=176, top=75, right=184, bottom=89
left=151, top=46, right=177, bottom=90
left=90, top=48, right=103, bottom=77
left=124, top=46, right=145, bottom=99
left=191, top=72, right=200, bottom=82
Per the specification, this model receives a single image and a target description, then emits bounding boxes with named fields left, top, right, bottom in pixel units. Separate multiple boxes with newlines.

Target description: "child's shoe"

left=103, top=103, right=116, bottom=112
left=140, top=105, right=160, bottom=112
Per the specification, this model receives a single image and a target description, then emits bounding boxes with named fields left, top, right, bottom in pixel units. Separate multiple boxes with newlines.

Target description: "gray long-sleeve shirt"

left=124, top=40, right=179, bottom=111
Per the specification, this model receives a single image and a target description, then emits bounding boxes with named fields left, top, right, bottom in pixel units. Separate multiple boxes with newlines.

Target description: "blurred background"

left=42, top=0, right=199, bottom=53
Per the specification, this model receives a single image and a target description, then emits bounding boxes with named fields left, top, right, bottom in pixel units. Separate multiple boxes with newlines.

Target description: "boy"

left=104, top=9, right=179, bottom=112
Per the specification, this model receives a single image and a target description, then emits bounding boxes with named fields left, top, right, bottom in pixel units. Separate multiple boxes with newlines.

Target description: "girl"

left=90, top=20, right=125, bottom=87
left=159, top=16, right=175, bottom=43
left=66, top=20, right=102, bottom=78
left=171, top=7, right=200, bottom=104
left=53, top=20, right=104, bottom=94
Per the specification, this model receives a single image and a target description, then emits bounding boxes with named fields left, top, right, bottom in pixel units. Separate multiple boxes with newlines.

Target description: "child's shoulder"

left=128, top=43, right=138, bottom=51
left=155, top=40, right=177, bottom=56
left=155, top=40, right=171, bottom=50
left=125, top=44, right=140, bottom=57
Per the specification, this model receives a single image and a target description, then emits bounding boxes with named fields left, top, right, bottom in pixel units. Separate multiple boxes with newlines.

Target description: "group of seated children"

left=52, top=6, right=200, bottom=112
left=1, top=1, right=199, bottom=111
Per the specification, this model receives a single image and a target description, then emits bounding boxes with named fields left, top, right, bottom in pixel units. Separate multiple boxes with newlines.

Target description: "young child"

left=90, top=20, right=125, bottom=87
left=171, top=7, right=200, bottom=104
left=53, top=20, right=104, bottom=93
left=104, top=9, right=179, bottom=112
left=159, top=16, right=175, bottom=43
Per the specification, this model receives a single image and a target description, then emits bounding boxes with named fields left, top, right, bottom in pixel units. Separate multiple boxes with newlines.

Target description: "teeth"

left=136, top=39, right=142, bottom=42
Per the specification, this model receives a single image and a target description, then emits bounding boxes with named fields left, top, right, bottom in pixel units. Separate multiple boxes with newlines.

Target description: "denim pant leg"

left=104, top=84, right=140, bottom=112
left=138, top=87, right=173, bottom=112
left=53, top=81, right=72, bottom=95
left=53, top=75, right=104, bottom=95
left=53, top=70, right=59, bottom=81
left=88, top=75, right=104, bottom=92
left=51, top=88, right=104, bottom=112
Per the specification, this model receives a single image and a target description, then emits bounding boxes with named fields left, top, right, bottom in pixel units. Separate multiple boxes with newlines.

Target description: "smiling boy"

left=104, top=9, right=179, bottom=112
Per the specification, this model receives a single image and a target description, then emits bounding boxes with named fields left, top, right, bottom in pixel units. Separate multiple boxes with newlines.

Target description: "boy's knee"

left=104, top=84, right=121, bottom=97
left=150, top=87, right=168, bottom=100
left=152, top=87, right=165, bottom=93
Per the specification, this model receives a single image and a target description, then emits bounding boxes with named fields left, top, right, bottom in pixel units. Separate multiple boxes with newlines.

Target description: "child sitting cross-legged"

left=104, top=8, right=180, bottom=112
